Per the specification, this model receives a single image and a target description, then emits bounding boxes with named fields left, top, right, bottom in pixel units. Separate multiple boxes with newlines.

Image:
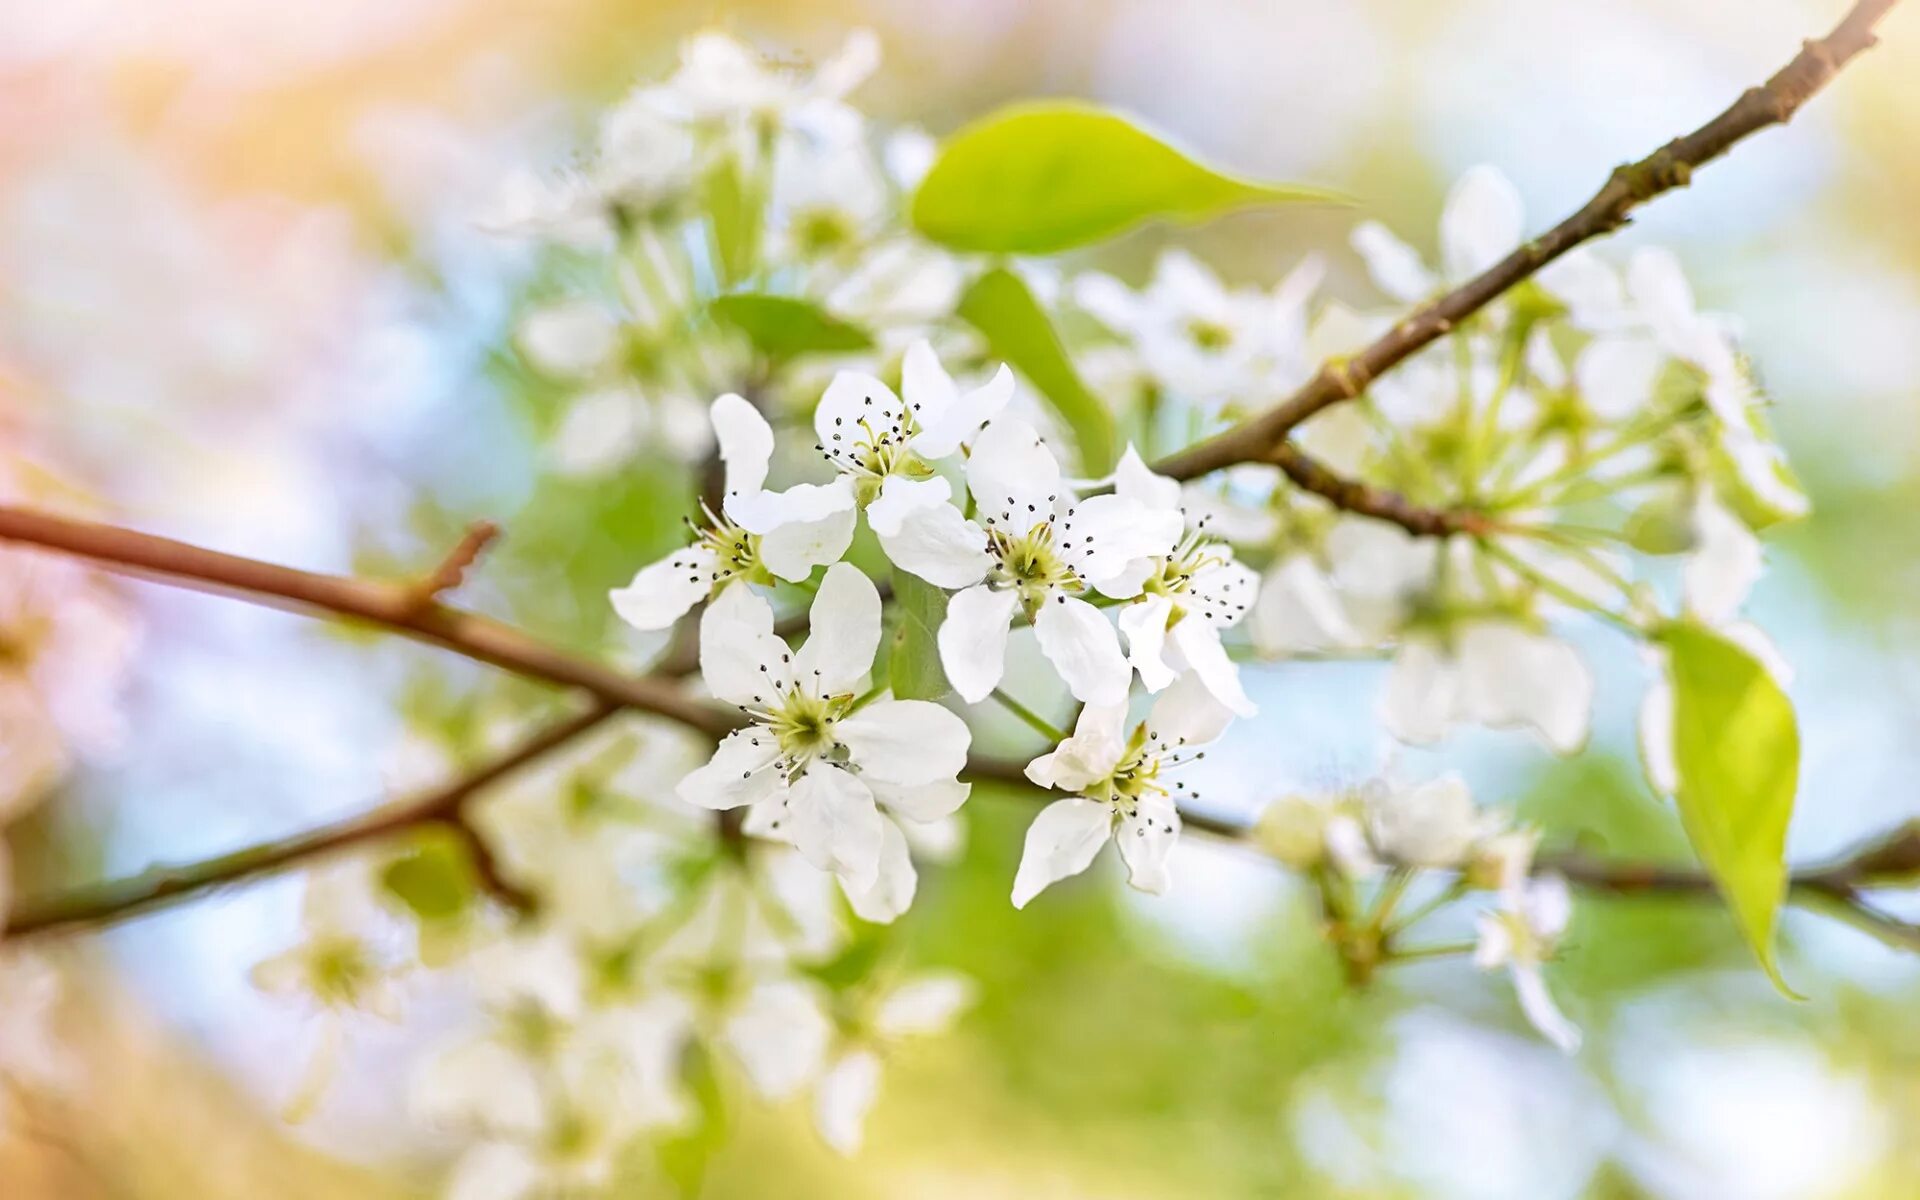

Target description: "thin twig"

left=4, top=702, right=622, bottom=937
left=1152, top=0, right=1899, bottom=493
left=407, top=519, right=501, bottom=610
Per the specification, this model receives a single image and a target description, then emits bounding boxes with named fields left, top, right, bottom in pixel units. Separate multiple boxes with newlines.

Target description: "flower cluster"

left=486, top=28, right=962, bottom=479
left=228, top=30, right=1819, bottom=1192
left=1256, top=772, right=1579, bottom=1053
left=1061, top=165, right=1800, bottom=765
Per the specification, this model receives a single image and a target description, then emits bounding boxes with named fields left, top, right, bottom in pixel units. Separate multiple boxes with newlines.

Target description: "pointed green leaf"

left=912, top=101, right=1345, bottom=254
left=958, top=267, right=1117, bottom=474
left=890, top=569, right=951, bottom=701
left=380, top=829, right=478, bottom=923
left=709, top=293, right=874, bottom=361
left=1660, top=622, right=1801, bottom=995
left=703, top=155, right=762, bottom=287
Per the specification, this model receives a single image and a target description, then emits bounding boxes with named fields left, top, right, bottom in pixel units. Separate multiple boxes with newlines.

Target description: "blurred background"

left=3, top=0, right=1920, bottom=1195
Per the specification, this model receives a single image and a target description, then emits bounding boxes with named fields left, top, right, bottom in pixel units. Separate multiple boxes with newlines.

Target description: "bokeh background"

left=4, top=0, right=1920, bottom=1195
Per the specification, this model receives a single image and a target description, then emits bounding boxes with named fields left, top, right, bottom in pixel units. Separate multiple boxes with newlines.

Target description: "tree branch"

left=4, top=702, right=622, bottom=937
left=0, top=505, right=736, bottom=738
left=1151, top=0, right=1899, bottom=489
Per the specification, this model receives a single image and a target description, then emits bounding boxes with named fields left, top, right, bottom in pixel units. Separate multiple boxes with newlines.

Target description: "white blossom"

left=1475, top=874, right=1580, bottom=1054
left=680, top=564, right=971, bottom=909
left=1013, top=673, right=1234, bottom=906
left=1380, top=620, right=1593, bottom=755
left=609, top=394, right=855, bottom=632
left=884, top=416, right=1181, bottom=704
left=1109, top=447, right=1259, bottom=715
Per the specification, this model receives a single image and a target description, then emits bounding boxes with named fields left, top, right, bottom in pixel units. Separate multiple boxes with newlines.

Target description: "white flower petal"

left=877, top=502, right=991, bottom=588
left=698, top=582, right=789, bottom=705
left=725, top=980, right=831, bottom=1100
left=711, top=392, right=774, bottom=500
left=913, top=364, right=1014, bottom=460
left=1113, top=445, right=1183, bottom=511
left=733, top=476, right=858, bottom=537
left=1458, top=623, right=1593, bottom=755
left=1351, top=221, right=1435, bottom=302
left=677, top=728, right=783, bottom=810
left=1367, top=773, right=1480, bottom=867
left=1024, top=702, right=1129, bottom=792
left=867, top=776, right=971, bottom=824
left=1145, top=669, right=1237, bottom=747
left=1169, top=617, right=1255, bottom=718
left=1116, top=794, right=1181, bottom=896
left=814, top=1049, right=883, bottom=1156
left=1440, top=165, right=1523, bottom=283
left=757, top=500, right=858, bottom=583
left=447, top=1142, right=542, bottom=1200
left=1063, top=494, right=1182, bottom=586
left=795, top=562, right=882, bottom=693
left=1683, top=491, right=1762, bottom=624
left=550, top=388, right=646, bottom=477
left=841, top=818, right=916, bottom=925
left=873, top=972, right=976, bottom=1038
left=835, top=699, right=970, bottom=785
left=783, top=764, right=885, bottom=892
left=1638, top=674, right=1678, bottom=796
left=1034, top=595, right=1130, bottom=706
left=937, top=584, right=1017, bottom=703
left=1118, top=593, right=1177, bottom=692
left=966, top=416, right=1060, bottom=522
left=816, top=371, right=907, bottom=458
left=518, top=301, right=617, bottom=379
left=1512, top=963, right=1581, bottom=1054
left=1010, top=797, right=1115, bottom=909
left=866, top=475, right=952, bottom=538
left=1575, top=336, right=1662, bottom=420
left=1251, top=554, right=1361, bottom=655
left=610, top=544, right=718, bottom=631
left=1379, top=636, right=1458, bottom=746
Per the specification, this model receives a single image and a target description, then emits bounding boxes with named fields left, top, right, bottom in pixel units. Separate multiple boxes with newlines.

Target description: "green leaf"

left=958, top=267, right=1117, bottom=474
left=1660, top=622, right=1801, bottom=995
left=890, top=569, right=951, bottom=701
left=657, top=1041, right=727, bottom=1196
left=912, top=101, right=1345, bottom=254
left=703, top=154, right=762, bottom=287
left=709, top=293, right=873, bottom=361
left=379, top=829, right=478, bottom=923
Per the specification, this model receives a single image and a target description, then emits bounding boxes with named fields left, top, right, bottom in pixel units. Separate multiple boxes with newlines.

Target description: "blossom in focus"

left=1014, top=673, right=1234, bottom=906
left=679, top=564, right=971, bottom=911
left=1108, top=447, right=1260, bottom=716
left=882, top=415, right=1182, bottom=704
left=609, top=394, right=855, bottom=632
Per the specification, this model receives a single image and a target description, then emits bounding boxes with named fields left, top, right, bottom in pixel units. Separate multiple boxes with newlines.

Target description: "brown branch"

left=1266, top=444, right=1493, bottom=537
left=408, top=519, right=501, bottom=610
left=0, top=505, right=736, bottom=738
left=4, top=702, right=622, bottom=937
left=1151, top=0, right=1899, bottom=489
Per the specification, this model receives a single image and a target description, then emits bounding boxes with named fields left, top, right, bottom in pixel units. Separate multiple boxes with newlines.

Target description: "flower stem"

left=990, top=688, right=1067, bottom=743
left=1384, top=940, right=1478, bottom=964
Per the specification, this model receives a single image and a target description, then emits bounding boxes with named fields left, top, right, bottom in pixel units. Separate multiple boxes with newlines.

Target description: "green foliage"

left=656, top=1040, right=729, bottom=1197
left=889, top=568, right=951, bottom=701
left=380, top=827, right=478, bottom=923
left=911, top=101, right=1343, bottom=254
left=708, top=293, right=874, bottom=361
left=703, top=154, right=763, bottom=288
left=1660, top=622, right=1801, bottom=995
left=958, top=267, right=1117, bottom=474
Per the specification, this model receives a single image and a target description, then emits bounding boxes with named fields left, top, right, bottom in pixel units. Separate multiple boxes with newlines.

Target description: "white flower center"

left=818, top=391, right=926, bottom=489
left=1089, top=725, right=1206, bottom=817
left=738, top=670, right=857, bottom=780
left=981, top=502, right=1091, bottom=609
